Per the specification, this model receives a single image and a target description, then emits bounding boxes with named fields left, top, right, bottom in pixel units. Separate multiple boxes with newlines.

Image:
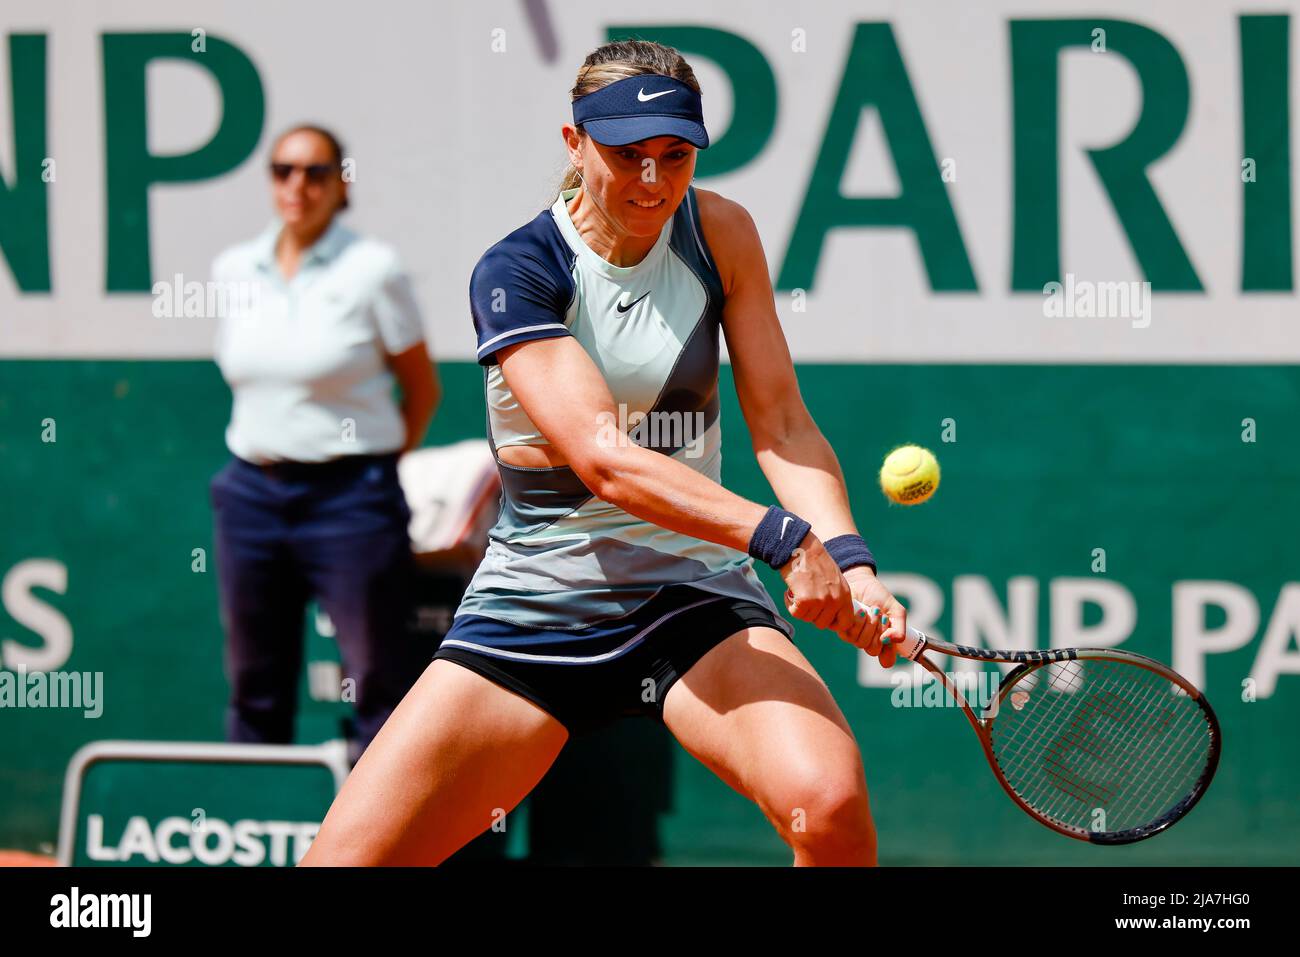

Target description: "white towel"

left=397, top=440, right=500, bottom=558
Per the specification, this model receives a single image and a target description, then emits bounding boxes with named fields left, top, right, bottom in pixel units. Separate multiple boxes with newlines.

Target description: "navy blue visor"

left=572, top=74, right=709, bottom=148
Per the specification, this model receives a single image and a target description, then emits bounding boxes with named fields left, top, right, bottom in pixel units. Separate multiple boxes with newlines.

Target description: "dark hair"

left=560, top=40, right=702, bottom=192
left=271, top=124, right=350, bottom=210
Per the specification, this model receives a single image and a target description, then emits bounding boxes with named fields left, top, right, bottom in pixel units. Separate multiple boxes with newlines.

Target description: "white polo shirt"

left=212, top=218, right=426, bottom=464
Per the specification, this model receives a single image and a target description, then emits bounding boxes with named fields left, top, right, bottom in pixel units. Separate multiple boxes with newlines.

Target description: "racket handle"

left=851, top=599, right=927, bottom=660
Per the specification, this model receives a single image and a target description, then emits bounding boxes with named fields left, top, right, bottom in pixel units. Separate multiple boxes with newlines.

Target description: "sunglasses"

left=269, top=162, right=338, bottom=184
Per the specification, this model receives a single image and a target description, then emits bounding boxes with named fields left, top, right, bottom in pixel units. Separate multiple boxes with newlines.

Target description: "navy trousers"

left=210, top=453, right=421, bottom=760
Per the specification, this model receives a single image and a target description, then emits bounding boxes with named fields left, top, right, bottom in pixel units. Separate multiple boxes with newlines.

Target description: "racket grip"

left=851, top=599, right=927, bottom=660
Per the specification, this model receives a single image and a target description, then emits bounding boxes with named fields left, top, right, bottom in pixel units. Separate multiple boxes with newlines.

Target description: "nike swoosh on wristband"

left=616, top=291, right=651, bottom=313
left=780, top=516, right=792, bottom=538
left=637, top=88, right=676, bottom=102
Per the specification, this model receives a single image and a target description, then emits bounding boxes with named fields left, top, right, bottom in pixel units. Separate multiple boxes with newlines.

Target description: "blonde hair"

left=559, top=39, right=703, bottom=193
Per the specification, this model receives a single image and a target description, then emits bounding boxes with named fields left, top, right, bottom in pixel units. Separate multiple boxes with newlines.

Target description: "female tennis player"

left=301, top=39, right=907, bottom=867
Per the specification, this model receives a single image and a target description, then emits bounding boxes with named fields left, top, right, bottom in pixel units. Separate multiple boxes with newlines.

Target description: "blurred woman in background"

left=210, top=124, right=440, bottom=764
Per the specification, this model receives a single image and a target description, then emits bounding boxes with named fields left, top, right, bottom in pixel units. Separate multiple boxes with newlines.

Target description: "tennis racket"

left=852, top=600, right=1221, bottom=844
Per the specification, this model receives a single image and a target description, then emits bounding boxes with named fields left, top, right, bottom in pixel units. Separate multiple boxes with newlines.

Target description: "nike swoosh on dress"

left=616, top=291, right=651, bottom=313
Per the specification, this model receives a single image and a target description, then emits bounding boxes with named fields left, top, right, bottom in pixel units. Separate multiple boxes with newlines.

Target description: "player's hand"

left=778, top=535, right=859, bottom=634
left=839, top=566, right=903, bottom=668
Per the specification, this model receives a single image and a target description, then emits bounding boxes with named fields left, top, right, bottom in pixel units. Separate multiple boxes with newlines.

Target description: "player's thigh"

left=301, top=658, right=568, bottom=866
left=662, top=626, right=870, bottom=829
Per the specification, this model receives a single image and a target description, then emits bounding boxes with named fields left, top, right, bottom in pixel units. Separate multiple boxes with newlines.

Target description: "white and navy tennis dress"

left=433, top=186, right=793, bottom=734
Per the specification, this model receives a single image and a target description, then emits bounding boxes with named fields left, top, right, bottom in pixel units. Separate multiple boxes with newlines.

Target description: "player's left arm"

left=696, top=188, right=902, bottom=659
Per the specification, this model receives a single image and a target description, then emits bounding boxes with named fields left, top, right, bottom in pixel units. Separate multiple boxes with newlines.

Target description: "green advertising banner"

left=2, top=361, right=1296, bottom=864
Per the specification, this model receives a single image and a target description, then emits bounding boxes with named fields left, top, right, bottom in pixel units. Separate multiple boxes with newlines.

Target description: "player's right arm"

left=498, top=335, right=770, bottom=556
left=502, top=337, right=861, bottom=633
left=469, top=234, right=855, bottom=633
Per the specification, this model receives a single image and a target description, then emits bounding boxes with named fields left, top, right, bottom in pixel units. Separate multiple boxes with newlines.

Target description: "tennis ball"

left=880, top=445, right=940, bottom=505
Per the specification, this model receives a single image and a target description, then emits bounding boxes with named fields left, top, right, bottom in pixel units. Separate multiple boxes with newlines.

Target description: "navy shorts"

left=432, top=584, right=795, bottom=736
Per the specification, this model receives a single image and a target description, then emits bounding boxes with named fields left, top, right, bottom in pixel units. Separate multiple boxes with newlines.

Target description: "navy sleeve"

left=470, top=219, right=576, bottom=366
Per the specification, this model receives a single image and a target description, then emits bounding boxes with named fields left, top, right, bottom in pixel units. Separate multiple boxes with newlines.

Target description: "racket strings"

left=1108, top=697, right=1211, bottom=826
left=1002, top=680, right=1147, bottom=828
left=1001, top=665, right=1208, bottom=831
left=1009, top=667, right=1205, bottom=829
left=989, top=658, right=1212, bottom=834
left=1033, top=670, right=1179, bottom=813
left=995, top=663, right=1113, bottom=824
